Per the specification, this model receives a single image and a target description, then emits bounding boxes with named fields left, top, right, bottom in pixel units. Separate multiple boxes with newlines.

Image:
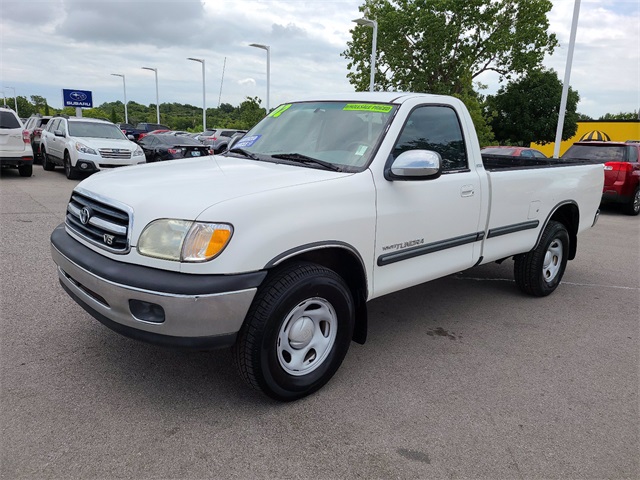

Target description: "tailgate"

left=0, top=130, right=25, bottom=151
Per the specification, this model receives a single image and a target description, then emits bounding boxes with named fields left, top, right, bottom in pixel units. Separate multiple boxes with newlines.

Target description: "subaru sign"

left=62, top=89, right=93, bottom=108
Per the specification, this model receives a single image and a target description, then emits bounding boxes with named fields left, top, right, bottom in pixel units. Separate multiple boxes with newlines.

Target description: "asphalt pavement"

left=1, top=166, right=638, bottom=479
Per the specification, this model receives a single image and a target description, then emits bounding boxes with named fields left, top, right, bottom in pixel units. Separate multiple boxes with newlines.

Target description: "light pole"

left=142, top=67, right=160, bottom=124
left=187, top=57, right=206, bottom=131
left=110, top=73, right=128, bottom=124
left=553, top=0, right=581, bottom=158
left=249, top=43, right=270, bottom=113
left=3, top=86, right=18, bottom=116
left=352, top=16, right=378, bottom=92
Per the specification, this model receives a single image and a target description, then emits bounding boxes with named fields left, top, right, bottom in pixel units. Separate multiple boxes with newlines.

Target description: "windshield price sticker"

left=235, top=135, right=262, bottom=148
left=343, top=104, right=393, bottom=113
left=269, top=104, right=292, bottom=118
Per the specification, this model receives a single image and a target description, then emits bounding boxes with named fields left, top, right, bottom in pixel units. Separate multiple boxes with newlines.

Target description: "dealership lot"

left=1, top=167, right=638, bottom=479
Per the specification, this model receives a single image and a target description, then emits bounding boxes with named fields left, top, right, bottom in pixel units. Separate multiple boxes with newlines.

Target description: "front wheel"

left=64, top=152, right=80, bottom=180
left=41, top=147, right=55, bottom=171
left=514, top=221, right=569, bottom=297
left=623, top=186, right=640, bottom=216
left=233, top=262, right=355, bottom=401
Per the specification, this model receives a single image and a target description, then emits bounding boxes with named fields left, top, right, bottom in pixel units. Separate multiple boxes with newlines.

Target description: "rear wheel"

left=623, top=187, right=640, bottom=216
left=514, top=221, right=569, bottom=297
left=18, top=164, right=32, bottom=177
left=41, top=147, right=55, bottom=171
left=64, top=152, right=80, bottom=180
left=233, top=262, right=355, bottom=401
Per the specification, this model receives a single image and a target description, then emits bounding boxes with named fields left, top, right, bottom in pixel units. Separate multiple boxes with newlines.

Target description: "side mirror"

left=385, top=150, right=442, bottom=181
left=54, top=130, right=65, bottom=138
left=127, top=134, right=135, bottom=140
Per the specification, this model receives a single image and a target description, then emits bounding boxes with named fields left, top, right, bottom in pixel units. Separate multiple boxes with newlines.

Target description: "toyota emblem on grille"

left=79, top=207, right=92, bottom=225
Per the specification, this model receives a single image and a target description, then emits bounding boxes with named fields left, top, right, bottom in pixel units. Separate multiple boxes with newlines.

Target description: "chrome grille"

left=98, top=148, right=132, bottom=159
left=66, top=191, right=130, bottom=253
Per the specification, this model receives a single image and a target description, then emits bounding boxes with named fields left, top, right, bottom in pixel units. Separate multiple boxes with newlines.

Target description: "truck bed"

left=481, top=153, right=597, bottom=171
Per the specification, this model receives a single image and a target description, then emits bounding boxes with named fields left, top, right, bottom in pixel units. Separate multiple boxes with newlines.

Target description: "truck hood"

left=75, top=155, right=351, bottom=221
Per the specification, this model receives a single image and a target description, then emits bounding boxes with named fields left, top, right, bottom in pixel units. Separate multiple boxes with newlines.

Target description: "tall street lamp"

left=110, top=73, right=128, bottom=124
left=3, top=86, right=18, bottom=116
left=142, top=67, right=160, bottom=124
left=553, top=0, right=581, bottom=158
left=187, top=57, right=206, bottom=131
left=249, top=43, right=270, bottom=113
left=352, top=16, right=378, bottom=92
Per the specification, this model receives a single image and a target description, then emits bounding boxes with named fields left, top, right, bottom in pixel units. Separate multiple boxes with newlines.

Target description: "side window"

left=521, top=149, right=534, bottom=158
left=628, top=146, right=639, bottom=163
left=25, top=118, right=34, bottom=129
left=392, top=105, right=468, bottom=172
left=532, top=150, right=546, bottom=158
left=58, top=120, right=67, bottom=136
left=48, top=119, right=59, bottom=132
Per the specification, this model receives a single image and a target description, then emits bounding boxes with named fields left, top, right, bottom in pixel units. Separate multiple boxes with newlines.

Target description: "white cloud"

left=1, top=0, right=637, bottom=119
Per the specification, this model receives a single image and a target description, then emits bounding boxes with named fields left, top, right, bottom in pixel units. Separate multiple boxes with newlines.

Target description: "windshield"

left=562, top=144, right=626, bottom=162
left=69, top=122, right=127, bottom=139
left=229, top=101, right=397, bottom=170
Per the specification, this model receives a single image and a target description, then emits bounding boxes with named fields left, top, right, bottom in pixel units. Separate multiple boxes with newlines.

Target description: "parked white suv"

left=40, top=116, right=145, bottom=179
left=0, top=107, right=34, bottom=177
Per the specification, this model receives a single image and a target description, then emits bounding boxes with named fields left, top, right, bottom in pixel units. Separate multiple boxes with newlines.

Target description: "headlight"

left=75, top=142, right=97, bottom=155
left=133, top=146, right=143, bottom=156
left=137, top=219, right=233, bottom=262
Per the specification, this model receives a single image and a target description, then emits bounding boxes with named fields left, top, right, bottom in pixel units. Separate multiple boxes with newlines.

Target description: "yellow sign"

left=531, top=121, right=640, bottom=156
left=343, top=103, right=393, bottom=113
left=269, top=104, right=292, bottom=118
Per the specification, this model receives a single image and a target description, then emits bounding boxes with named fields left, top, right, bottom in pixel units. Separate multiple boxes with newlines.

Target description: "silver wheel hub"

left=277, top=297, right=337, bottom=376
left=633, top=190, right=640, bottom=212
left=542, top=238, right=563, bottom=283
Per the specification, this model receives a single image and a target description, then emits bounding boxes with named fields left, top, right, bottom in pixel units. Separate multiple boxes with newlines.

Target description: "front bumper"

left=51, top=225, right=266, bottom=349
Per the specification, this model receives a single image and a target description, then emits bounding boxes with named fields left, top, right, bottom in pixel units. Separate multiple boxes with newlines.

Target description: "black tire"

left=18, top=164, right=32, bottom=177
left=514, top=220, right=569, bottom=297
left=64, top=152, right=80, bottom=180
left=41, top=147, right=55, bottom=171
left=32, top=146, right=41, bottom=165
left=233, top=262, right=355, bottom=401
left=623, top=186, right=640, bottom=216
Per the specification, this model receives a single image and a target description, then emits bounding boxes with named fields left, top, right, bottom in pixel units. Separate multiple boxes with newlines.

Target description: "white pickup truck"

left=51, top=93, right=603, bottom=400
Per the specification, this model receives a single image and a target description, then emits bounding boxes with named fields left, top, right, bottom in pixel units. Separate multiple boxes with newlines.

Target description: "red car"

left=562, top=141, right=640, bottom=216
left=481, top=146, right=547, bottom=158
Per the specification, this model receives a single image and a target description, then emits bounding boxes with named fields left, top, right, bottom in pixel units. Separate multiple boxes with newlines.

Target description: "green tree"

left=485, top=68, right=579, bottom=146
left=83, top=108, right=109, bottom=120
left=238, top=97, right=266, bottom=129
left=599, top=111, right=639, bottom=120
left=15, top=96, right=36, bottom=117
left=343, top=0, right=557, bottom=95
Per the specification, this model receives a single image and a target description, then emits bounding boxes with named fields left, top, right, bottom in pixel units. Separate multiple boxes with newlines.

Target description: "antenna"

left=218, top=57, right=226, bottom=108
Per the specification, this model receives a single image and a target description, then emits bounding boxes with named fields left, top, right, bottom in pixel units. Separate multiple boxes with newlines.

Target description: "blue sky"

left=1, top=0, right=638, bottom=119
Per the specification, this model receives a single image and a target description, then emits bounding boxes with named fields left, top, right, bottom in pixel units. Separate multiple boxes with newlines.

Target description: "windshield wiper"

left=227, top=147, right=261, bottom=160
left=270, top=153, right=342, bottom=172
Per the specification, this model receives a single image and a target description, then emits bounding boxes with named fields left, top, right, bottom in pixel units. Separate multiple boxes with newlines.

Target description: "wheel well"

left=276, top=247, right=369, bottom=344
left=548, top=203, right=579, bottom=260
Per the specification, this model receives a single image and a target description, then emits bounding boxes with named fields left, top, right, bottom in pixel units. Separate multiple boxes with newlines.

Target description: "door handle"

left=460, top=185, right=475, bottom=197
